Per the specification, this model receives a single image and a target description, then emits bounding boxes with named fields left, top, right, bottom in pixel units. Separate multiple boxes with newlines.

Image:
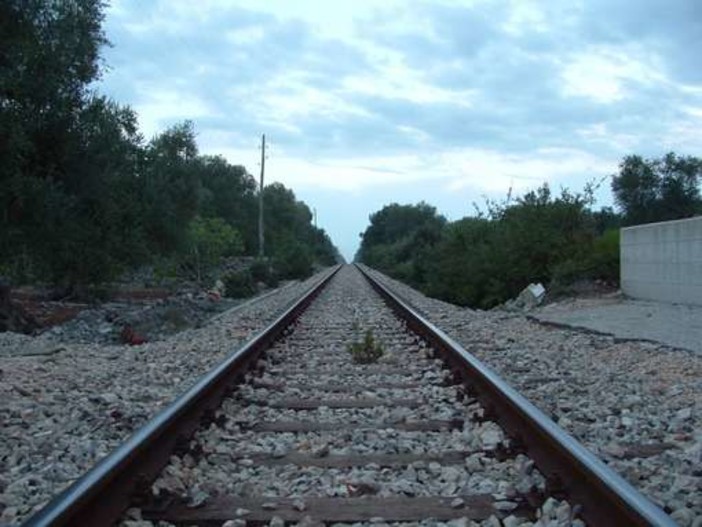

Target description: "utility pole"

left=258, top=133, right=266, bottom=258
left=313, top=207, right=317, bottom=228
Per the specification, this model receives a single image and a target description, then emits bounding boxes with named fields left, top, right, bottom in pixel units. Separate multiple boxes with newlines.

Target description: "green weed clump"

left=348, top=329, right=384, bottom=364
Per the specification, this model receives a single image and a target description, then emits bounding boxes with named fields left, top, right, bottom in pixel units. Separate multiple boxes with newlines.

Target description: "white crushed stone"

left=365, top=266, right=701, bottom=523
left=143, top=266, right=576, bottom=526
left=0, top=270, right=332, bottom=525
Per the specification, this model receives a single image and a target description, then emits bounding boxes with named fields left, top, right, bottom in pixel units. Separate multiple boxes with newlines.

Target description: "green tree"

left=612, top=153, right=701, bottom=225
left=262, top=183, right=339, bottom=277
left=1, top=0, right=113, bottom=287
left=424, top=217, right=499, bottom=306
left=0, top=0, right=107, bottom=193
left=197, top=156, right=258, bottom=252
left=360, top=187, right=600, bottom=308
left=141, top=121, right=201, bottom=253
left=356, top=203, right=446, bottom=286
left=0, top=1, right=342, bottom=291
left=184, top=216, right=243, bottom=282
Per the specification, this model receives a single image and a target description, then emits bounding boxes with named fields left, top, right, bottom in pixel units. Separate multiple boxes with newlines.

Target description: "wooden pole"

left=258, top=134, right=266, bottom=258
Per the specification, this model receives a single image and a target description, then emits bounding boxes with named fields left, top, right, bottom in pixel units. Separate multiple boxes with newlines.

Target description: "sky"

left=98, top=0, right=702, bottom=261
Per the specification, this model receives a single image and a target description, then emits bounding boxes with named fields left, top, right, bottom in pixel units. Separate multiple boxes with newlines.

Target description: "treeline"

left=0, top=1, right=339, bottom=292
left=357, top=153, right=702, bottom=309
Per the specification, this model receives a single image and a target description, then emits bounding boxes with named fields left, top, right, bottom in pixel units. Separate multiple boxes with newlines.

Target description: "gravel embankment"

left=3, top=264, right=698, bottom=526
left=0, top=270, right=333, bottom=525
left=365, top=267, right=701, bottom=526
left=136, top=266, right=577, bottom=527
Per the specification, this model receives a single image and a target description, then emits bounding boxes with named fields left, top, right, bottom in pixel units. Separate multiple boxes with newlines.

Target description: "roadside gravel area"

left=0, top=269, right=333, bottom=525
left=365, top=266, right=701, bottom=526
left=532, top=296, right=702, bottom=354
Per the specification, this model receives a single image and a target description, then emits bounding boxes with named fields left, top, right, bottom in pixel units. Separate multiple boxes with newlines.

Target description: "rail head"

left=23, top=265, right=342, bottom=527
left=356, top=263, right=675, bottom=527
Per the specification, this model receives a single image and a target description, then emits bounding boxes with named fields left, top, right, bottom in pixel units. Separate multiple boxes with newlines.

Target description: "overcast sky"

left=98, top=0, right=702, bottom=261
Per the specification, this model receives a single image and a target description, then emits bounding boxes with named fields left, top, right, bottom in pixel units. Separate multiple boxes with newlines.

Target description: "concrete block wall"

left=620, top=216, right=702, bottom=306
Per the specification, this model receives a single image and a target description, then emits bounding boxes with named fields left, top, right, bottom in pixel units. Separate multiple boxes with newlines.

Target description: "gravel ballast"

left=2, top=264, right=697, bottom=525
left=365, top=267, right=701, bottom=525
left=139, top=266, right=577, bottom=527
left=0, top=270, right=332, bottom=524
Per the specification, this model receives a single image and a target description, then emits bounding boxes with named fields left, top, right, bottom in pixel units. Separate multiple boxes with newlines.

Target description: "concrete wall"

left=621, top=216, right=702, bottom=306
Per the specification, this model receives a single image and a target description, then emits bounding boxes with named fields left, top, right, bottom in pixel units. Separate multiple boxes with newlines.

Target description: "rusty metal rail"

left=23, top=265, right=341, bottom=527
left=356, top=264, right=675, bottom=527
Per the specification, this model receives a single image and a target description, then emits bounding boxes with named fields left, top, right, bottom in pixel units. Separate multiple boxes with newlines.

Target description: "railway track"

left=25, top=265, right=675, bottom=526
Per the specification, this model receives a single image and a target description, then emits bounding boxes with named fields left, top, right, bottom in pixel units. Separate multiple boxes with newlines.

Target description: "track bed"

left=139, top=266, right=555, bottom=526
left=25, top=265, right=674, bottom=527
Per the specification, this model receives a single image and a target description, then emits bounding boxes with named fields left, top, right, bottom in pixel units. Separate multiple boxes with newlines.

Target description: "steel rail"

left=23, top=265, right=342, bottom=527
left=356, top=264, right=675, bottom=527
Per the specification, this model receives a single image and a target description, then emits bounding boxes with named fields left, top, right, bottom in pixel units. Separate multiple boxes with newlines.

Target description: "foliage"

left=198, top=156, right=258, bottom=251
left=355, top=203, right=446, bottom=287
left=222, top=269, right=256, bottom=298
left=422, top=217, right=504, bottom=307
left=550, top=228, right=620, bottom=291
left=347, top=329, right=384, bottom=364
left=249, top=259, right=278, bottom=288
left=590, top=228, right=620, bottom=282
left=184, top=216, right=244, bottom=282
left=358, top=154, right=700, bottom=309
left=272, top=238, right=313, bottom=280
left=359, top=186, right=612, bottom=309
left=0, top=1, right=340, bottom=289
left=263, top=183, right=339, bottom=273
left=141, top=121, right=200, bottom=254
left=0, top=1, right=138, bottom=289
left=612, top=153, right=702, bottom=225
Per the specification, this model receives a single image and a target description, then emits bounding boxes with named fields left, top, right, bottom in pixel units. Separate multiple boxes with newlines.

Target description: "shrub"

left=222, top=269, right=256, bottom=298
left=184, top=216, right=244, bottom=282
left=590, top=228, right=620, bottom=283
left=249, top=258, right=279, bottom=288
left=272, top=241, right=313, bottom=280
left=551, top=257, right=594, bottom=286
left=550, top=228, right=620, bottom=288
left=347, top=329, right=384, bottom=364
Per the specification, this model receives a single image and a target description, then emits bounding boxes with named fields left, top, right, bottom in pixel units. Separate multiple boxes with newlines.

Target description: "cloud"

left=101, top=0, right=702, bottom=156
left=98, top=0, right=702, bottom=256
left=559, top=44, right=668, bottom=103
left=442, top=147, right=615, bottom=193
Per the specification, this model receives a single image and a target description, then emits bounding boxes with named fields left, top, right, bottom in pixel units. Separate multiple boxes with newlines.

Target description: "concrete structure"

left=621, top=216, right=702, bottom=306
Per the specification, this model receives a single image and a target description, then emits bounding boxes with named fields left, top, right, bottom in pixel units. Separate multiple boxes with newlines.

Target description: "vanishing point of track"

left=25, top=265, right=675, bottom=526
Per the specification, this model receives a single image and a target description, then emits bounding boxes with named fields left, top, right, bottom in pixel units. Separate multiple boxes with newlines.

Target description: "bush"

left=249, top=258, right=278, bottom=288
left=272, top=241, right=313, bottom=280
left=184, top=216, right=244, bottom=282
left=551, top=257, right=594, bottom=286
left=590, top=228, right=620, bottom=283
left=347, top=329, right=384, bottom=364
left=153, top=258, right=179, bottom=283
left=222, top=269, right=256, bottom=298
left=550, top=228, right=620, bottom=287
left=361, top=185, right=605, bottom=308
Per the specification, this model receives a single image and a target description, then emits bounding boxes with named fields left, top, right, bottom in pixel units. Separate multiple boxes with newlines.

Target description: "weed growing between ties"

left=348, top=328, right=384, bottom=364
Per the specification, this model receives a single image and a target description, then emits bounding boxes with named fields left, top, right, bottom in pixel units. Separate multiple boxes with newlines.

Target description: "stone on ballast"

left=480, top=429, right=501, bottom=449
left=671, top=507, right=694, bottom=527
left=676, top=407, right=693, bottom=421
left=428, top=461, right=442, bottom=475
